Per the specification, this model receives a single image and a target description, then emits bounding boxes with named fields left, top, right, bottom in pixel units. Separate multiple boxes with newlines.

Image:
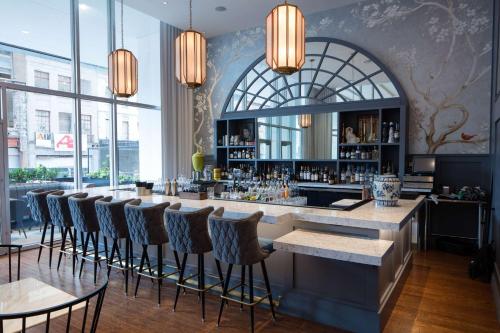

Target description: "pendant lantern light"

left=299, top=114, right=312, bottom=128
left=175, top=0, right=206, bottom=88
left=266, top=1, right=305, bottom=75
left=108, top=0, right=138, bottom=97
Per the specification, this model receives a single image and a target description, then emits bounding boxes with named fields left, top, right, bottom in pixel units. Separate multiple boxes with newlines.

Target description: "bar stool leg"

left=57, top=227, right=68, bottom=270
left=107, top=241, right=116, bottom=278
left=37, top=220, right=49, bottom=262
left=157, top=245, right=163, bottom=307
left=249, top=265, right=254, bottom=333
left=79, top=232, right=90, bottom=278
left=217, top=264, right=233, bottom=326
left=173, top=253, right=188, bottom=311
left=91, top=232, right=99, bottom=284
left=129, top=240, right=134, bottom=277
left=261, top=260, right=276, bottom=321
left=125, top=238, right=130, bottom=295
left=200, top=253, right=205, bottom=322
left=134, top=245, right=147, bottom=298
left=240, top=265, right=246, bottom=311
left=72, top=232, right=78, bottom=276
left=48, top=224, right=55, bottom=268
left=144, top=249, right=154, bottom=284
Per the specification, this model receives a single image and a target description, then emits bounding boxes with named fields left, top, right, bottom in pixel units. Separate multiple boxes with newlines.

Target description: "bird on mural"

left=460, top=133, right=477, bottom=141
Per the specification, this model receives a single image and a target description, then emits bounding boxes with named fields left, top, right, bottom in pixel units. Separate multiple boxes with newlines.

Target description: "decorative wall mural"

left=194, top=0, right=492, bottom=155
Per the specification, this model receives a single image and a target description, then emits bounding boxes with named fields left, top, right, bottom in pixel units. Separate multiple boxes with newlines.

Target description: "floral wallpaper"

left=193, top=0, right=492, bottom=155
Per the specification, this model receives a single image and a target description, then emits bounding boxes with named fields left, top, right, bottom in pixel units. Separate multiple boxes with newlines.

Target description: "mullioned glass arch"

left=222, top=37, right=406, bottom=115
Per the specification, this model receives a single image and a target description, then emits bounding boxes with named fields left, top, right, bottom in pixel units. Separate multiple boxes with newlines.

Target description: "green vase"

left=192, top=149, right=204, bottom=172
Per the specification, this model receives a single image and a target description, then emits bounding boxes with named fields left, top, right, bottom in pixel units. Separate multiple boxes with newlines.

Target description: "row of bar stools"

left=209, top=208, right=276, bottom=333
left=68, top=193, right=108, bottom=284
left=46, top=191, right=82, bottom=275
left=124, top=199, right=181, bottom=306
left=164, top=203, right=225, bottom=322
left=95, top=196, right=135, bottom=294
left=26, top=189, right=59, bottom=268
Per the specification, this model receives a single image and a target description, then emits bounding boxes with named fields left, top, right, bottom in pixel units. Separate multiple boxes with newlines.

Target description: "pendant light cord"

left=189, top=0, right=192, bottom=29
left=121, top=0, right=124, bottom=48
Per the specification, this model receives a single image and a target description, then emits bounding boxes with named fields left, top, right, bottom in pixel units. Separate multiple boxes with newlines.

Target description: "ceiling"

left=124, top=0, right=360, bottom=38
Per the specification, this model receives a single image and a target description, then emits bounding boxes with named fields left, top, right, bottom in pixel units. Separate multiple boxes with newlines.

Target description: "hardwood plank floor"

left=0, top=249, right=498, bottom=332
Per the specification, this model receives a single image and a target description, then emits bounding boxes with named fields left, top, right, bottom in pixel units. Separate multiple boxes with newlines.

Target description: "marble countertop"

left=273, top=229, right=394, bottom=266
left=72, top=187, right=425, bottom=231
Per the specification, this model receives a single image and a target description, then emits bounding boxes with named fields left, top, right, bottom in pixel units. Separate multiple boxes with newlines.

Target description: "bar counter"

left=72, top=186, right=424, bottom=333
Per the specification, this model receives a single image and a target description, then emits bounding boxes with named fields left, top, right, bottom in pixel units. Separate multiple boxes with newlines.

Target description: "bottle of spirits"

left=299, top=166, right=304, bottom=180
left=372, top=146, right=379, bottom=160
left=351, top=148, right=356, bottom=160
left=388, top=122, right=395, bottom=143
left=340, top=168, right=346, bottom=184
left=382, top=122, right=388, bottom=143
left=355, top=146, right=361, bottom=160
left=354, top=167, right=360, bottom=183
left=345, top=166, right=351, bottom=184
left=340, top=147, right=346, bottom=159
left=394, top=122, right=400, bottom=143
left=345, top=148, right=351, bottom=159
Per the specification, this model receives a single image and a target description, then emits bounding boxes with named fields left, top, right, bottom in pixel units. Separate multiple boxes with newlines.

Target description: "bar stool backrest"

left=47, top=191, right=81, bottom=228
left=124, top=199, right=170, bottom=246
left=95, top=196, right=134, bottom=239
left=208, top=208, right=266, bottom=265
left=68, top=193, right=104, bottom=233
left=164, top=203, right=214, bottom=254
left=26, top=189, right=57, bottom=225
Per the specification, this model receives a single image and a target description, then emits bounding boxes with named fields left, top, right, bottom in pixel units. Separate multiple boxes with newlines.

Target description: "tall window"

left=34, top=70, right=50, bottom=89
left=58, top=75, right=71, bottom=92
left=82, top=115, right=92, bottom=136
left=36, top=110, right=50, bottom=133
left=121, top=121, right=129, bottom=140
left=58, top=112, right=72, bottom=134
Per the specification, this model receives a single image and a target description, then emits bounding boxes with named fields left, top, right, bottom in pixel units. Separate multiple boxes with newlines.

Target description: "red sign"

left=54, top=134, right=74, bottom=152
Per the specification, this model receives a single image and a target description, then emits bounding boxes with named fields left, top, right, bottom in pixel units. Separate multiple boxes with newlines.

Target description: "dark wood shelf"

left=339, top=159, right=378, bottom=163
left=339, top=143, right=379, bottom=146
left=228, top=159, right=256, bottom=162
left=380, top=142, right=400, bottom=146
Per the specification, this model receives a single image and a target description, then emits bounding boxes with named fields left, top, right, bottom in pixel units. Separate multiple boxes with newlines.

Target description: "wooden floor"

left=0, top=248, right=499, bottom=332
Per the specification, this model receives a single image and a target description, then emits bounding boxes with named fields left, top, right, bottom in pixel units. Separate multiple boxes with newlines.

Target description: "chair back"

left=95, top=197, right=133, bottom=240
left=68, top=193, right=104, bottom=233
left=26, top=189, right=56, bottom=225
left=47, top=191, right=80, bottom=228
left=208, top=208, right=266, bottom=265
left=164, top=203, right=214, bottom=254
left=124, top=199, right=170, bottom=245
left=0, top=281, right=108, bottom=333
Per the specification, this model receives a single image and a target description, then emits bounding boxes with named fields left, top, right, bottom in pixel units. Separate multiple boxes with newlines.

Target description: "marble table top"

left=273, top=229, right=394, bottom=266
left=71, top=187, right=425, bottom=231
left=0, top=278, right=84, bottom=333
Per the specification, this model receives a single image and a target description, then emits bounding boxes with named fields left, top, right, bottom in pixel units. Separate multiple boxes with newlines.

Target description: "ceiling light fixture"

left=175, top=0, right=206, bottom=88
left=108, top=0, right=138, bottom=97
left=299, top=114, right=312, bottom=128
left=215, top=6, right=226, bottom=12
left=266, top=1, right=305, bottom=75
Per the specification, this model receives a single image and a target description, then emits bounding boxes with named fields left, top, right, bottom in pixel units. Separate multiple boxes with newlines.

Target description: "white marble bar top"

left=273, top=229, right=394, bottom=266
left=71, top=187, right=425, bottom=231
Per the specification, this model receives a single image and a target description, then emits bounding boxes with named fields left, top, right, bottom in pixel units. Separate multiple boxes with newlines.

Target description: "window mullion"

left=108, top=0, right=119, bottom=187
left=71, top=0, right=82, bottom=189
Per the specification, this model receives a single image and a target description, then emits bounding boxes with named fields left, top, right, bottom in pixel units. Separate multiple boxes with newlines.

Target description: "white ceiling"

left=124, top=0, right=360, bottom=38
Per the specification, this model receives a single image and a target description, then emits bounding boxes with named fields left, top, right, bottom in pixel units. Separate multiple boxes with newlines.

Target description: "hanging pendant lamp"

left=175, top=0, right=206, bottom=88
left=299, top=114, right=311, bottom=128
left=108, top=0, right=138, bottom=97
left=266, top=0, right=305, bottom=75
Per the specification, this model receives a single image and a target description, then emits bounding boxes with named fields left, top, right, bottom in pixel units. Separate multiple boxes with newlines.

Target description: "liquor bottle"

left=394, top=122, right=400, bottom=143
left=341, top=168, right=347, bottom=184
left=351, top=148, right=356, bottom=160
left=359, top=166, right=365, bottom=183
left=361, top=148, right=366, bottom=160
left=388, top=122, right=395, bottom=143
left=237, top=150, right=242, bottom=159
left=350, top=167, right=356, bottom=184
left=299, top=166, right=304, bottom=180
left=340, top=147, right=346, bottom=159
left=345, top=166, right=352, bottom=184
left=345, top=148, right=351, bottom=159
left=355, top=146, right=361, bottom=160
left=372, top=146, right=379, bottom=160
left=354, top=167, right=360, bottom=183
left=382, top=122, right=388, bottom=143
left=229, top=151, right=234, bottom=159
left=323, top=167, right=328, bottom=183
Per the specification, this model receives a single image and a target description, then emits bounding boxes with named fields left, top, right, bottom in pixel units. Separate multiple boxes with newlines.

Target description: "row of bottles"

left=339, top=165, right=377, bottom=185
left=260, top=165, right=292, bottom=181
left=297, top=166, right=336, bottom=183
left=339, top=146, right=379, bottom=160
left=229, top=148, right=255, bottom=160
left=381, top=121, right=400, bottom=143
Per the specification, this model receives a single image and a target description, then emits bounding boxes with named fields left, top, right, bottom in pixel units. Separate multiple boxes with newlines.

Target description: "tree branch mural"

left=354, top=0, right=491, bottom=153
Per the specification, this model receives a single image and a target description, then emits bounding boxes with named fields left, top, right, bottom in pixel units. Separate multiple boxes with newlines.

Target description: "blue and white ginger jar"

left=372, top=175, right=401, bottom=207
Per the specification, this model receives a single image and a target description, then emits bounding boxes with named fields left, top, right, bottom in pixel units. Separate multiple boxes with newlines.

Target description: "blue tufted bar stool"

left=125, top=199, right=180, bottom=306
left=95, top=196, right=135, bottom=294
left=26, top=189, right=58, bottom=268
left=47, top=191, right=83, bottom=274
left=68, top=193, right=106, bottom=284
left=164, top=203, right=224, bottom=321
left=209, top=208, right=276, bottom=333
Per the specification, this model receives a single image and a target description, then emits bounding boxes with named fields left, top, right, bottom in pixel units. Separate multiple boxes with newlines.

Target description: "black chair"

left=0, top=244, right=22, bottom=282
left=164, top=203, right=224, bottom=321
left=209, top=208, right=276, bottom=332
left=95, top=196, right=134, bottom=294
left=0, top=281, right=108, bottom=333
left=47, top=191, right=82, bottom=274
left=26, top=189, right=58, bottom=267
left=68, top=193, right=106, bottom=284
left=125, top=199, right=180, bottom=306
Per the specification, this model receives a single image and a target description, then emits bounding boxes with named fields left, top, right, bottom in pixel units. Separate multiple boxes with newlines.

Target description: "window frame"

left=58, top=112, right=73, bottom=134
left=34, top=70, right=50, bottom=89
left=35, top=109, right=51, bottom=133
left=58, top=75, right=72, bottom=92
